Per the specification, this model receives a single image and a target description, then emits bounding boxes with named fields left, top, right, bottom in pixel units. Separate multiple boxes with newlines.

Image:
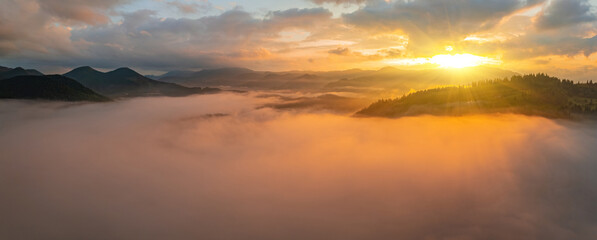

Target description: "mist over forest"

left=2, top=0, right=597, bottom=238
left=2, top=93, right=597, bottom=239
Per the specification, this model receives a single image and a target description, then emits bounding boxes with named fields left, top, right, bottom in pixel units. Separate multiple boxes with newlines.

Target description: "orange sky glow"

left=0, top=0, right=596, bottom=80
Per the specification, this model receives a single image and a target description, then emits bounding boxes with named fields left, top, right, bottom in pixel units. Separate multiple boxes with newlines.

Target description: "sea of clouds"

left=1, top=93, right=597, bottom=239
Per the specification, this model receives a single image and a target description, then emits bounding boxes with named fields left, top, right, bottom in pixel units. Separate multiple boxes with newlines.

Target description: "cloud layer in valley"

left=1, top=93, right=597, bottom=239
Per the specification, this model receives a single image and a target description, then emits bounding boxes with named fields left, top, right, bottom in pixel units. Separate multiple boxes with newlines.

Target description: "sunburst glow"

left=430, top=54, right=501, bottom=68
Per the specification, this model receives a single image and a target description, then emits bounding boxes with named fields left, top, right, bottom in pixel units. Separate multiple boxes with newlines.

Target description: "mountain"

left=357, top=74, right=597, bottom=119
left=156, top=66, right=517, bottom=96
left=0, top=66, right=11, bottom=73
left=324, top=66, right=519, bottom=96
left=0, top=67, right=44, bottom=80
left=157, top=67, right=370, bottom=91
left=159, top=68, right=255, bottom=85
left=149, top=70, right=199, bottom=80
left=64, top=66, right=219, bottom=98
left=145, top=70, right=199, bottom=80
left=0, top=75, right=110, bottom=102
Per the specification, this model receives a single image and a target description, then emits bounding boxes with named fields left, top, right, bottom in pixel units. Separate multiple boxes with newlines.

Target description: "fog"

left=1, top=93, right=597, bottom=240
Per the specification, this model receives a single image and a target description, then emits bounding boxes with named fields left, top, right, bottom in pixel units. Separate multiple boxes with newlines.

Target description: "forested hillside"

left=357, top=74, right=597, bottom=118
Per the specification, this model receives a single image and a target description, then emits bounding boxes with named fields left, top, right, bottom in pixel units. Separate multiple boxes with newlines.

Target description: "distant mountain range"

left=1, top=65, right=519, bottom=99
left=357, top=74, right=597, bottom=119
left=0, top=67, right=43, bottom=80
left=154, top=66, right=518, bottom=97
left=324, top=66, right=518, bottom=94
left=0, top=75, right=110, bottom=102
left=156, top=67, right=333, bottom=91
left=4, top=64, right=597, bottom=118
left=64, top=66, right=219, bottom=98
left=0, top=65, right=220, bottom=101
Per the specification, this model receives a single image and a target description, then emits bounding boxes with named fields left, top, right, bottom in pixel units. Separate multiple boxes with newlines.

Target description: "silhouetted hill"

left=357, top=74, right=597, bottom=118
left=0, top=75, right=110, bottom=102
left=64, top=66, right=219, bottom=98
left=0, top=67, right=43, bottom=80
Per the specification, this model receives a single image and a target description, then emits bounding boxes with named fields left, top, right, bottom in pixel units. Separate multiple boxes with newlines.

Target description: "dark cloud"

left=328, top=47, right=353, bottom=56
left=536, top=0, right=597, bottom=30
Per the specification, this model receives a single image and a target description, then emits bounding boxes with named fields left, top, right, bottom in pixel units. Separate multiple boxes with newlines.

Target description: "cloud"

left=0, top=0, right=76, bottom=57
left=310, top=0, right=368, bottom=4
left=328, top=47, right=353, bottom=56
left=535, top=0, right=597, bottom=30
left=460, top=11, right=597, bottom=60
left=1, top=0, right=597, bottom=76
left=1, top=93, right=597, bottom=239
left=167, top=0, right=212, bottom=14
left=343, top=0, right=546, bottom=55
left=1, top=6, right=335, bottom=71
left=327, top=47, right=404, bottom=61
left=227, top=48, right=273, bottom=59
left=265, top=8, right=333, bottom=30
left=0, top=0, right=128, bottom=63
left=37, top=0, right=129, bottom=25
left=504, top=34, right=597, bottom=59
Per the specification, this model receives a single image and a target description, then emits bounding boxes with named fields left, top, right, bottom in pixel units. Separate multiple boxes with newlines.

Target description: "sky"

left=0, top=0, right=596, bottom=79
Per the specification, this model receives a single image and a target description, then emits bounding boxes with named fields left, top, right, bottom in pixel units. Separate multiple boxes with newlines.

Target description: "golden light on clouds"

left=3, top=93, right=597, bottom=239
left=431, top=54, right=503, bottom=68
left=2, top=0, right=597, bottom=239
left=385, top=53, right=502, bottom=69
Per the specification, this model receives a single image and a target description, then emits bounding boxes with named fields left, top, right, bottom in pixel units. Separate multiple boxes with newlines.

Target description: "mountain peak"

left=105, top=67, right=144, bottom=80
left=78, top=66, right=95, bottom=70
left=115, top=67, right=134, bottom=71
left=0, top=66, right=43, bottom=80
left=68, top=66, right=101, bottom=74
left=110, top=67, right=140, bottom=76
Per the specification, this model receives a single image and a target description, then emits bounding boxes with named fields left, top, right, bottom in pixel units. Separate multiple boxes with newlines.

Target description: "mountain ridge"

left=64, top=66, right=219, bottom=98
left=0, top=66, right=44, bottom=80
left=356, top=74, right=597, bottom=119
left=154, top=65, right=518, bottom=96
left=0, top=75, right=110, bottom=102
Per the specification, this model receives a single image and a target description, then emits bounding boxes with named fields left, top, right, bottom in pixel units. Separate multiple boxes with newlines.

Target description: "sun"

left=430, top=53, right=500, bottom=68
